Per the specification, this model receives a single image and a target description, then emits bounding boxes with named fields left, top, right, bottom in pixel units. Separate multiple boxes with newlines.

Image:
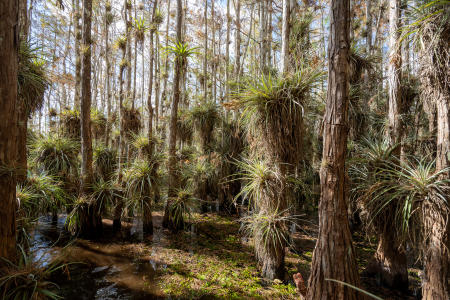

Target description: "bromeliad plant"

left=360, top=158, right=450, bottom=245
left=240, top=209, right=297, bottom=280
left=165, top=42, right=199, bottom=69
left=0, top=246, right=68, bottom=300
left=123, top=158, right=161, bottom=234
left=189, top=102, right=220, bottom=153
left=31, top=134, right=79, bottom=178
left=94, top=145, right=117, bottom=181
left=164, top=189, right=195, bottom=232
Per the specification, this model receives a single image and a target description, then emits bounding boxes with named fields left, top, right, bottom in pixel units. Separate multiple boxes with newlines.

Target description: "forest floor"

left=35, top=206, right=422, bottom=299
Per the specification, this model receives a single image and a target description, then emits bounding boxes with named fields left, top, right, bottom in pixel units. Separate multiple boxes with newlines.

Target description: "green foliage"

left=115, top=35, right=127, bottom=52
left=177, top=110, right=194, bottom=144
left=94, top=145, right=117, bottom=181
left=18, top=41, right=49, bottom=116
left=31, top=134, right=79, bottom=177
left=0, top=246, right=66, bottom=300
left=59, top=109, right=81, bottom=140
left=351, top=138, right=450, bottom=243
left=240, top=209, right=294, bottom=264
left=92, top=178, right=122, bottom=215
left=236, top=66, right=323, bottom=163
left=153, top=9, right=164, bottom=26
left=167, top=189, right=194, bottom=230
left=165, top=42, right=199, bottom=67
left=24, top=172, right=67, bottom=213
left=133, top=17, right=147, bottom=43
left=189, top=102, right=220, bottom=152
left=123, top=158, right=161, bottom=213
left=91, top=109, right=107, bottom=139
left=233, top=158, right=282, bottom=209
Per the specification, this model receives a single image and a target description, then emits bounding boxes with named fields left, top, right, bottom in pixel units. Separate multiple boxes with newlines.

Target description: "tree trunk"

left=0, top=0, right=18, bottom=262
left=422, top=201, right=449, bottom=300
left=366, top=230, right=408, bottom=290
left=225, top=0, right=230, bottom=103
left=421, top=21, right=450, bottom=298
left=143, top=0, right=158, bottom=236
left=80, top=0, right=102, bottom=237
left=306, top=0, right=361, bottom=298
left=280, top=0, right=290, bottom=74
left=234, top=0, right=241, bottom=80
left=163, top=0, right=183, bottom=231
left=104, top=2, right=111, bottom=147
left=74, top=0, right=82, bottom=109
left=371, top=0, right=409, bottom=289
left=203, top=0, right=208, bottom=101
left=387, top=0, right=403, bottom=153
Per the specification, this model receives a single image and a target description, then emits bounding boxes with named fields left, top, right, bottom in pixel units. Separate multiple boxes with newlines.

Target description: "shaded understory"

left=33, top=208, right=421, bottom=299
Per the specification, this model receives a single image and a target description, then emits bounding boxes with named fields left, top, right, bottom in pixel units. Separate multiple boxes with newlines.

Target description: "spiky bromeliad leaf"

left=94, top=145, right=117, bottom=181
left=31, top=134, right=79, bottom=177
left=189, top=102, right=220, bottom=152
left=0, top=245, right=69, bottom=300
left=167, top=189, right=194, bottom=230
left=240, top=209, right=298, bottom=263
left=25, top=172, right=68, bottom=213
left=123, top=159, right=160, bottom=213
left=232, top=158, right=285, bottom=211
left=18, top=41, right=49, bottom=116
left=236, top=66, right=323, bottom=164
left=357, top=157, right=450, bottom=244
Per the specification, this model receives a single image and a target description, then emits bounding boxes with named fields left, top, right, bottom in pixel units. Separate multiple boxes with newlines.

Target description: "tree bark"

left=203, top=0, right=208, bottom=101
left=225, top=0, right=230, bottom=103
left=367, top=230, right=408, bottom=290
left=143, top=0, right=158, bottom=235
left=80, top=0, right=102, bottom=237
left=104, top=2, right=112, bottom=147
left=234, top=0, right=241, bottom=81
left=306, top=0, right=361, bottom=298
left=387, top=0, right=403, bottom=153
left=0, top=0, right=18, bottom=262
left=280, top=0, right=290, bottom=74
left=163, top=0, right=183, bottom=231
left=420, top=9, right=450, bottom=297
left=74, top=0, right=82, bottom=109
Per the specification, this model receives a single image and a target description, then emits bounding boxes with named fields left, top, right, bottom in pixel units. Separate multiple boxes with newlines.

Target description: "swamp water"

left=30, top=215, right=170, bottom=299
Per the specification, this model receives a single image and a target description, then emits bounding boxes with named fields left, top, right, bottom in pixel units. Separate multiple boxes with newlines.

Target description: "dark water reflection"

left=30, top=215, right=165, bottom=300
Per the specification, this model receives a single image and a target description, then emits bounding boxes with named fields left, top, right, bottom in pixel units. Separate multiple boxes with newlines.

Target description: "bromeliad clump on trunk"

left=350, top=138, right=409, bottom=289
left=351, top=141, right=450, bottom=292
left=60, top=109, right=81, bottom=140
left=234, top=158, right=289, bottom=280
left=189, top=102, right=219, bottom=153
left=232, top=67, right=322, bottom=279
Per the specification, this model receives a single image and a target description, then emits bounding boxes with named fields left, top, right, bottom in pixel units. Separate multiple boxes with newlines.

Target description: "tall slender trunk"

left=154, top=32, right=161, bottom=127
left=280, top=0, right=290, bottom=74
left=80, top=0, right=102, bottom=237
left=132, top=0, right=137, bottom=107
left=373, top=0, right=409, bottom=289
left=17, top=0, right=30, bottom=184
left=225, top=0, right=230, bottom=104
left=74, top=0, right=82, bottom=109
left=420, top=7, right=450, bottom=298
left=104, top=2, right=112, bottom=147
left=143, top=0, right=158, bottom=235
left=306, top=0, right=361, bottom=298
left=163, top=0, right=183, bottom=231
left=203, top=0, right=208, bottom=101
left=160, top=0, right=170, bottom=122
left=364, top=0, right=372, bottom=86
left=234, top=0, right=241, bottom=81
left=0, top=0, right=18, bottom=262
left=211, top=0, right=216, bottom=103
